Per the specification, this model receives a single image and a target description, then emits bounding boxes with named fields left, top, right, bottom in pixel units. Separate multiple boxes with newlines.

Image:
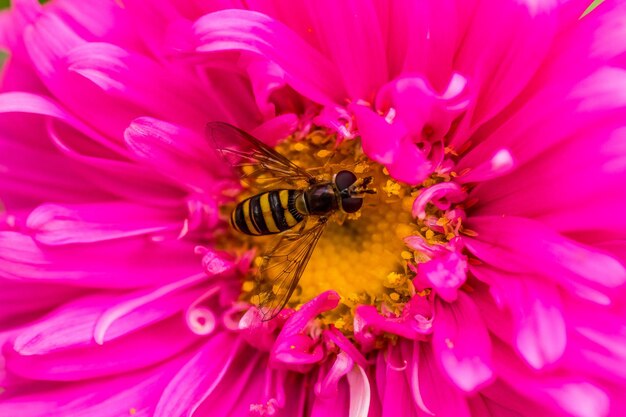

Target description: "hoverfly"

left=207, top=122, right=375, bottom=321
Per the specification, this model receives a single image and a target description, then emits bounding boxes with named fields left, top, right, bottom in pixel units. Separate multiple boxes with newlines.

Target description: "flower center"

left=233, top=126, right=471, bottom=338
left=231, top=130, right=411, bottom=329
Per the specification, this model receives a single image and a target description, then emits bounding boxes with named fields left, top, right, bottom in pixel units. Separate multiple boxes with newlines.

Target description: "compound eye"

left=341, top=197, right=363, bottom=213
left=334, top=170, right=357, bottom=191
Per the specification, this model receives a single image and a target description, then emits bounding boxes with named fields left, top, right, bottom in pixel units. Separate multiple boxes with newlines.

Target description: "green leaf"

left=582, top=0, right=605, bottom=17
left=0, top=0, right=9, bottom=10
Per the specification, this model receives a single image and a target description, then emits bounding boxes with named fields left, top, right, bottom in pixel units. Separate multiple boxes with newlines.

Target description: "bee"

left=207, top=122, right=375, bottom=320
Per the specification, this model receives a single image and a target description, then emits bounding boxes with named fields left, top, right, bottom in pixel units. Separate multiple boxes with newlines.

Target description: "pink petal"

left=456, top=148, right=515, bottom=184
left=0, top=91, right=126, bottom=156
left=464, top=216, right=626, bottom=304
left=457, top=0, right=626, bottom=170
left=493, top=339, right=611, bottom=417
left=376, top=345, right=420, bottom=417
left=472, top=265, right=567, bottom=369
left=354, top=297, right=433, bottom=347
left=433, top=292, right=494, bottom=393
left=412, top=182, right=467, bottom=220
left=376, top=74, right=469, bottom=139
left=475, top=379, right=557, bottom=417
left=346, top=365, right=371, bottom=417
left=26, top=202, right=181, bottom=245
left=418, top=250, right=468, bottom=303
left=124, top=117, right=230, bottom=193
left=454, top=0, right=559, bottom=133
left=0, top=134, right=101, bottom=210
left=66, top=42, right=225, bottom=129
left=562, top=298, right=626, bottom=383
left=468, top=123, right=626, bottom=242
left=301, top=0, right=387, bottom=101
left=405, top=341, right=471, bottom=417
left=315, top=352, right=354, bottom=398
left=311, top=379, right=350, bottom=417
left=154, top=333, right=242, bottom=417
left=23, top=13, right=138, bottom=142
left=0, top=231, right=200, bottom=288
left=350, top=104, right=431, bottom=185
left=0, top=352, right=191, bottom=417
left=193, top=9, right=345, bottom=105
left=0, top=279, right=81, bottom=325
left=271, top=291, right=340, bottom=370
left=45, top=119, right=186, bottom=207
left=93, top=273, right=209, bottom=344
left=190, top=346, right=270, bottom=417
left=5, top=294, right=200, bottom=380
left=15, top=286, right=197, bottom=348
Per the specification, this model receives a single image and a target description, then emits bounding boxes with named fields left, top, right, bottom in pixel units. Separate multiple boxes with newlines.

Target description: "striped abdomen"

left=231, top=189, right=305, bottom=235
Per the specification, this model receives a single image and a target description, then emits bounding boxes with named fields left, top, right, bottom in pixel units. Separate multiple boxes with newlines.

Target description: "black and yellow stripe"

left=231, top=189, right=304, bottom=236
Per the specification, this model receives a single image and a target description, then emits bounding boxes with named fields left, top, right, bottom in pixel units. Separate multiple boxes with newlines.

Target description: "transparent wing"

left=252, top=219, right=327, bottom=321
left=206, top=121, right=314, bottom=189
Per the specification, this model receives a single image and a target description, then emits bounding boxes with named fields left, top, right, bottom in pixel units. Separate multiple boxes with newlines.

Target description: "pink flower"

left=1, top=0, right=626, bottom=416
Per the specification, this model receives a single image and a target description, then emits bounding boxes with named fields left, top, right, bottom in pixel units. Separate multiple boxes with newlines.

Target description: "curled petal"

left=194, top=246, right=237, bottom=276
left=404, top=234, right=453, bottom=258
left=238, top=307, right=285, bottom=352
left=315, top=352, right=354, bottom=398
left=313, top=105, right=355, bottom=142
left=412, top=182, right=467, bottom=219
left=271, top=291, right=340, bottom=370
left=376, top=73, right=470, bottom=138
left=354, top=296, right=433, bottom=348
left=324, top=326, right=370, bottom=369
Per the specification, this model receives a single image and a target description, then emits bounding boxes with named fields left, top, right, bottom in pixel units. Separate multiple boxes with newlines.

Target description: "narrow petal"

left=347, top=365, right=371, bottom=417
left=0, top=92, right=125, bottom=156
left=312, top=379, right=350, bottom=417
left=0, top=134, right=101, bottom=210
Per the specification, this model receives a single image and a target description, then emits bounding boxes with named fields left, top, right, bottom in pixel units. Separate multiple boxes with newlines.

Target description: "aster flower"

left=1, top=0, right=626, bottom=416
